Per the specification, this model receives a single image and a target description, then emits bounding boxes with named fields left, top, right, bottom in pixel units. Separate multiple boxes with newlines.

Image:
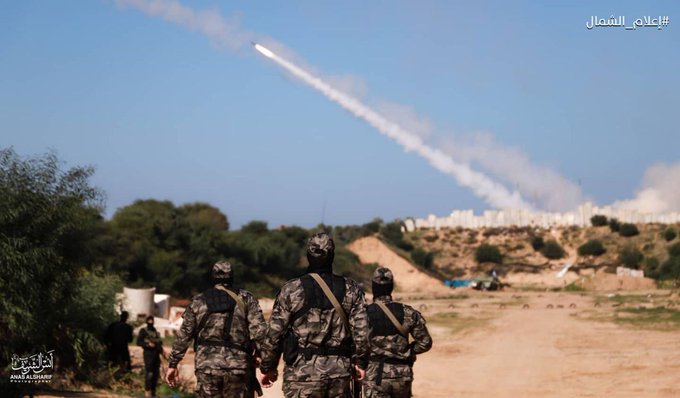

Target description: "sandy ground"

left=410, top=292, right=680, bottom=398
left=347, top=237, right=452, bottom=295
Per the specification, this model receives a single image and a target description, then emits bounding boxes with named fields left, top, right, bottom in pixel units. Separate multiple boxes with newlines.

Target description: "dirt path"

left=414, top=293, right=680, bottom=397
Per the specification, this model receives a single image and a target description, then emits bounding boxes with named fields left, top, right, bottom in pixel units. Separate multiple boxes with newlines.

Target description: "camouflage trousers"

left=283, top=377, right=351, bottom=398
left=363, top=379, right=412, bottom=398
left=195, top=371, right=249, bottom=398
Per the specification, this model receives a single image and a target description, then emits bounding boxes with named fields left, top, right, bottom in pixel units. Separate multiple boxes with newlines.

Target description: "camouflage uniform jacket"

left=366, top=295, right=432, bottom=382
left=260, top=273, right=370, bottom=381
left=168, top=285, right=266, bottom=374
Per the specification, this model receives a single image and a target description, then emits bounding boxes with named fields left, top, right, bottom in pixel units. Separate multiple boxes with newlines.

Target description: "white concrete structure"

left=154, top=294, right=171, bottom=319
left=405, top=202, right=680, bottom=231
left=121, top=287, right=156, bottom=321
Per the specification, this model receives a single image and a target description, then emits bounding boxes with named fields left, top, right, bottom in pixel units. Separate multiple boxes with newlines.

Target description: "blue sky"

left=2, top=1, right=678, bottom=228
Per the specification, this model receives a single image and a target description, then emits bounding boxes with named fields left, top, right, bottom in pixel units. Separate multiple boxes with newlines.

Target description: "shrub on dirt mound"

left=668, top=242, right=680, bottom=258
left=609, top=218, right=621, bottom=232
left=475, top=243, right=503, bottom=264
left=619, top=223, right=640, bottom=237
left=541, top=240, right=565, bottom=259
left=578, top=239, right=606, bottom=256
left=664, top=228, right=677, bottom=242
left=619, top=246, right=643, bottom=269
left=412, top=247, right=435, bottom=269
left=590, top=214, right=608, bottom=227
left=531, top=236, right=545, bottom=251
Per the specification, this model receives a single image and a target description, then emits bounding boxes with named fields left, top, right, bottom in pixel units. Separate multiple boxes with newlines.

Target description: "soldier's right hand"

left=165, top=367, right=178, bottom=388
left=259, top=371, right=278, bottom=388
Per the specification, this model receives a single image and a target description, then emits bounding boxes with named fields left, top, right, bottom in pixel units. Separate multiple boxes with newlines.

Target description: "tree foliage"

left=590, top=214, right=608, bottom=227
left=411, top=247, right=435, bottom=269
left=0, top=148, right=117, bottom=386
left=664, top=228, right=677, bottom=242
left=618, top=246, right=643, bottom=269
left=475, top=244, right=503, bottom=264
left=578, top=239, right=606, bottom=256
left=618, top=223, right=640, bottom=237
left=541, top=240, right=565, bottom=260
left=530, top=236, right=545, bottom=251
left=609, top=218, right=621, bottom=232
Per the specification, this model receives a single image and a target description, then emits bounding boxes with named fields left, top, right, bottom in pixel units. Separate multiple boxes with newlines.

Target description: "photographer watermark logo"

left=10, top=350, right=55, bottom=383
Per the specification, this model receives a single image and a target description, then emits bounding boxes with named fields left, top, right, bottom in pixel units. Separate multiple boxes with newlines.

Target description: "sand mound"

left=578, top=269, right=657, bottom=291
left=347, top=237, right=450, bottom=295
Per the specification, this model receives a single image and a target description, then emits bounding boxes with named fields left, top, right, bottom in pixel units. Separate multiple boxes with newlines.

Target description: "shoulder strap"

left=375, top=301, right=408, bottom=338
left=216, top=285, right=247, bottom=314
left=309, top=273, right=350, bottom=330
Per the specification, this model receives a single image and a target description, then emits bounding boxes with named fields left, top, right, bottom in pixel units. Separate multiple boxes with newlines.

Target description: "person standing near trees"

left=137, top=315, right=164, bottom=397
left=105, top=311, right=133, bottom=372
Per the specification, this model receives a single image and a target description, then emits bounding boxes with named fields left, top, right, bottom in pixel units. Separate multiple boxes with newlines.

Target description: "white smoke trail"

left=253, top=44, right=533, bottom=210
left=114, top=0, right=534, bottom=210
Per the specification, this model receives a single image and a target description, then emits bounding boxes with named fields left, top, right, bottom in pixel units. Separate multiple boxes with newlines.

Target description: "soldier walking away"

left=259, top=232, right=370, bottom=398
left=137, top=315, right=165, bottom=397
left=104, top=311, right=133, bottom=372
left=165, top=261, right=266, bottom=398
left=363, top=267, right=432, bottom=398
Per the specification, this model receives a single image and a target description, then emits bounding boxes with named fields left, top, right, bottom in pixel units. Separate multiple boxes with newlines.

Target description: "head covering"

left=372, top=267, right=394, bottom=298
left=212, top=260, right=233, bottom=286
left=306, top=232, right=335, bottom=273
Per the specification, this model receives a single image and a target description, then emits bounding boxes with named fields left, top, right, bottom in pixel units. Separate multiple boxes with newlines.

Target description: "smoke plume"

left=614, top=161, right=680, bottom=213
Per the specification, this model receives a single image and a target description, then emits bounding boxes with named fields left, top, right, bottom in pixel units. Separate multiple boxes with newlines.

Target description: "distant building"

left=405, top=202, right=680, bottom=231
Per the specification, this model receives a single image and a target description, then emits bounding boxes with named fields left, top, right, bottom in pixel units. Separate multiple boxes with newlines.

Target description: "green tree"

left=590, top=214, right=608, bottom=227
left=664, top=228, right=677, bottom=242
left=530, top=236, right=545, bottom=251
left=475, top=244, right=503, bottom=264
left=668, top=242, right=680, bottom=258
left=541, top=240, right=565, bottom=260
left=618, top=246, right=643, bottom=269
left=609, top=218, right=621, bottom=232
left=618, top=223, right=639, bottom=237
left=0, top=148, right=117, bottom=387
left=411, top=247, right=435, bottom=269
left=578, top=239, right=606, bottom=256
left=240, top=220, right=269, bottom=235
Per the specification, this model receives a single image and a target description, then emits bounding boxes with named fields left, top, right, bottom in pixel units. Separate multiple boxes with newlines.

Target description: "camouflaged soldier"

left=259, top=232, right=370, bottom=398
left=363, top=267, right=432, bottom=398
left=165, top=261, right=266, bottom=398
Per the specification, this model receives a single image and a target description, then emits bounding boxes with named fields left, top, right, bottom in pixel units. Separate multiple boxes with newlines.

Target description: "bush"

left=475, top=244, right=503, bottom=264
left=664, top=228, right=677, bottom=242
left=643, top=256, right=660, bottom=277
left=668, top=242, right=680, bottom=258
left=658, top=256, right=680, bottom=281
left=530, top=236, right=545, bottom=251
left=590, top=215, right=608, bottom=227
left=609, top=218, right=621, bottom=232
left=618, top=246, right=643, bottom=269
left=578, top=239, right=606, bottom=256
left=541, top=240, right=565, bottom=259
left=618, top=223, right=639, bottom=237
left=411, top=247, right=434, bottom=269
